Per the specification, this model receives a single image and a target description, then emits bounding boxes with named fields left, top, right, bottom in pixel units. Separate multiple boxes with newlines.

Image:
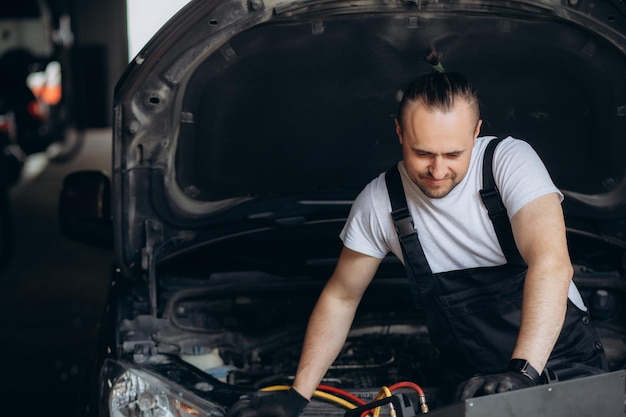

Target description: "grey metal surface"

left=428, top=370, right=626, bottom=417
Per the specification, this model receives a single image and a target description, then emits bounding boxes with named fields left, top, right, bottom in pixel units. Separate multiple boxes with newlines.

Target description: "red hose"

left=389, top=381, right=425, bottom=396
left=317, top=384, right=367, bottom=405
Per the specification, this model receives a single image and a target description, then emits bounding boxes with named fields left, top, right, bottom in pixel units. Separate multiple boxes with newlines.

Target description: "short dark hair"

left=396, top=72, right=480, bottom=129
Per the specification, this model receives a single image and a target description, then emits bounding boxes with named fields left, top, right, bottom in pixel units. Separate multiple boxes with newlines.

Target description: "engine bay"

left=116, top=230, right=626, bottom=414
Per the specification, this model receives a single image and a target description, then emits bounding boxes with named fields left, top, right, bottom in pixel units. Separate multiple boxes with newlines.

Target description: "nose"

left=429, top=156, right=447, bottom=180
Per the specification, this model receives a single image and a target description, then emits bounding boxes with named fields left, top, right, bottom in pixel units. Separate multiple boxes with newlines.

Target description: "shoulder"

left=351, top=169, right=393, bottom=214
left=492, top=136, right=555, bottom=180
left=489, top=136, right=563, bottom=217
left=491, top=136, right=541, bottom=161
left=340, top=168, right=397, bottom=259
left=474, top=135, right=535, bottom=159
left=362, top=169, right=390, bottom=198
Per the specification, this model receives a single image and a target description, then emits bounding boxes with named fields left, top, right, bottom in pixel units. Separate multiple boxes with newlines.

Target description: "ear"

left=473, top=119, right=483, bottom=140
left=394, top=118, right=403, bottom=144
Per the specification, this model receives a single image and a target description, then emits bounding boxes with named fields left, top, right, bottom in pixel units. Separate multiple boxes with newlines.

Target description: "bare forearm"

left=512, top=262, right=573, bottom=372
left=510, top=193, right=574, bottom=373
left=290, top=247, right=381, bottom=398
left=292, top=292, right=359, bottom=399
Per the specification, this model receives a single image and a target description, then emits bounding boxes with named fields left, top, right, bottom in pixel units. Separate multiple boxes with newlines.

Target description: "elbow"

left=527, top=256, right=574, bottom=286
left=565, top=262, right=575, bottom=281
left=554, top=257, right=575, bottom=283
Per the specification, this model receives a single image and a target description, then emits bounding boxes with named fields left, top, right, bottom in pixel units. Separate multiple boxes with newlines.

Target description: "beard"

left=414, top=172, right=460, bottom=199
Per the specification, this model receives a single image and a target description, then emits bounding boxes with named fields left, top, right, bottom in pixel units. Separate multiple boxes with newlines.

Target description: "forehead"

left=400, top=99, right=478, bottom=155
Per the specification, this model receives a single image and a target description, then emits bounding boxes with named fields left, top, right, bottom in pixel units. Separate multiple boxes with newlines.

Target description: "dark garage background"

left=0, top=0, right=144, bottom=414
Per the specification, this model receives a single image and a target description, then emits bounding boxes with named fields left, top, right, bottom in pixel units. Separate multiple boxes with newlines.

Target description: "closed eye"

left=414, top=150, right=463, bottom=159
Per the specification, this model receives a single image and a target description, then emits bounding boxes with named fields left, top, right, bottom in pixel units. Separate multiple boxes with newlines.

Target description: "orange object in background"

left=27, top=61, right=62, bottom=106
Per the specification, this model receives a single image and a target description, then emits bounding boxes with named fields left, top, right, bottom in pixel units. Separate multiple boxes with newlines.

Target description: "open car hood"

left=113, top=0, right=626, bottom=279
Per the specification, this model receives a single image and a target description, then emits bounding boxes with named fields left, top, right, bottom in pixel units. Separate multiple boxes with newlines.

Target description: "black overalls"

left=385, top=138, right=607, bottom=393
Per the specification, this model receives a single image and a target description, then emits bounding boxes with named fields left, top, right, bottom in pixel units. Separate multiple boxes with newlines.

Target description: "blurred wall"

left=71, top=0, right=128, bottom=127
left=47, top=0, right=128, bottom=128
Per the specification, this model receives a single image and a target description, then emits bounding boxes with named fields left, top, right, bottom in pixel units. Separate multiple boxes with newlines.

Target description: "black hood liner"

left=176, top=13, right=626, bottom=203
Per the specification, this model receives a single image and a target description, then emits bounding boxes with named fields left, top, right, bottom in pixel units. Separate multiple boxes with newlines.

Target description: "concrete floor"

left=0, top=129, right=113, bottom=414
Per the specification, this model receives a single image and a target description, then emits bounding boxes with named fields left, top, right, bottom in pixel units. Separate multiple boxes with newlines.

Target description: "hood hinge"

left=141, top=219, right=164, bottom=316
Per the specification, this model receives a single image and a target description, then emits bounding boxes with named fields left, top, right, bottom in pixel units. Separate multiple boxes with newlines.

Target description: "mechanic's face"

left=396, top=99, right=482, bottom=199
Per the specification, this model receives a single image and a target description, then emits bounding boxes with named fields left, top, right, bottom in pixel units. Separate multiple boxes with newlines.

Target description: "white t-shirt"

left=340, top=136, right=586, bottom=308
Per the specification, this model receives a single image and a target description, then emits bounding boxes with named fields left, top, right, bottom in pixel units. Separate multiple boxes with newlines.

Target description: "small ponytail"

left=396, top=46, right=479, bottom=128
left=424, top=45, right=445, bottom=73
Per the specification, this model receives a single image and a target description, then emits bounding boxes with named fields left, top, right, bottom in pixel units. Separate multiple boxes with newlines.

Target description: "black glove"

left=456, top=372, right=536, bottom=400
left=456, top=359, right=540, bottom=401
left=227, top=388, right=309, bottom=417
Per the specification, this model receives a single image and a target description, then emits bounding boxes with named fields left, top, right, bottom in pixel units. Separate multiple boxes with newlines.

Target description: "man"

left=229, top=68, right=608, bottom=417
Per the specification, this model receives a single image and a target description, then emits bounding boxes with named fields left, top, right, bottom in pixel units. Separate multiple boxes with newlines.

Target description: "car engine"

left=114, top=242, right=625, bottom=416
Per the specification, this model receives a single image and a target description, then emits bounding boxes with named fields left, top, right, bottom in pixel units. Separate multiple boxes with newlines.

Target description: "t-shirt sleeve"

left=339, top=177, right=391, bottom=259
left=494, top=138, right=564, bottom=219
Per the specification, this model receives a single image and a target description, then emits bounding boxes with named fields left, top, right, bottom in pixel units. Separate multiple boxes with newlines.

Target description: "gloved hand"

left=456, top=359, right=544, bottom=401
left=456, top=371, right=537, bottom=400
left=227, top=388, right=309, bottom=417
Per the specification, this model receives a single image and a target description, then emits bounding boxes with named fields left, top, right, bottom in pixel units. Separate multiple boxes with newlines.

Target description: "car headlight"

left=102, top=359, right=226, bottom=417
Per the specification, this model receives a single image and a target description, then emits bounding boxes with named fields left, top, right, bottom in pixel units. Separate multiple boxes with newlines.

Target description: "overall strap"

left=479, top=138, right=522, bottom=263
left=385, top=165, right=433, bottom=281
